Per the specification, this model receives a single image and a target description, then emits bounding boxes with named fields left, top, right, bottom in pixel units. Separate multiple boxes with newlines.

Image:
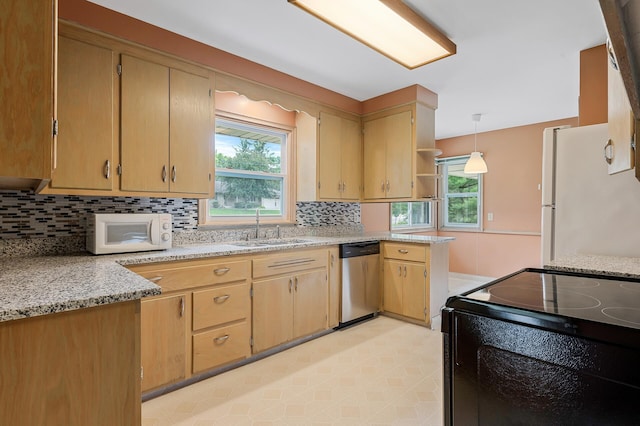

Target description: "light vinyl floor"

left=142, top=316, right=444, bottom=425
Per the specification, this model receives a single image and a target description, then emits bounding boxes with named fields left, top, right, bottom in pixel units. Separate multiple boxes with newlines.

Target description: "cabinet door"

left=318, top=112, right=343, bottom=199
left=385, top=110, right=413, bottom=198
left=402, top=263, right=426, bottom=320
left=252, top=276, right=293, bottom=353
left=607, top=47, right=635, bottom=174
left=0, top=0, right=55, bottom=185
left=293, top=268, right=328, bottom=339
left=383, top=259, right=403, bottom=315
left=328, top=247, right=340, bottom=328
left=341, top=116, right=362, bottom=200
left=120, top=54, right=170, bottom=192
left=54, top=36, right=114, bottom=190
left=169, top=68, right=212, bottom=195
left=140, top=294, right=186, bottom=392
left=363, top=116, right=388, bottom=199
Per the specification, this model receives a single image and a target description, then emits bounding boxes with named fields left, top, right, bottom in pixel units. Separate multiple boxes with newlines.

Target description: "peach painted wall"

left=579, top=44, right=607, bottom=126
left=361, top=203, right=391, bottom=232
left=435, top=117, right=579, bottom=277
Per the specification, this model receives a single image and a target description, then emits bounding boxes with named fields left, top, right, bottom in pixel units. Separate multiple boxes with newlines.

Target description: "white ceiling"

left=88, top=0, right=607, bottom=139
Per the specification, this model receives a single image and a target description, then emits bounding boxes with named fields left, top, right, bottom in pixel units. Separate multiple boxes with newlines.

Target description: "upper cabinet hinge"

left=52, top=119, right=58, bottom=136
left=411, top=116, right=415, bottom=124
left=318, top=182, right=321, bottom=189
left=250, top=336, right=254, bottom=347
left=209, top=88, right=212, bottom=97
left=117, top=164, right=122, bottom=176
left=209, top=173, right=212, bottom=181
left=318, top=117, right=321, bottom=126
left=424, top=269, right=427, bottom=278
left=250, top=287, right=253, bottom=298
left=117, top=64, right=122, bottom=76
left=411, top=181, right=414, bottom=188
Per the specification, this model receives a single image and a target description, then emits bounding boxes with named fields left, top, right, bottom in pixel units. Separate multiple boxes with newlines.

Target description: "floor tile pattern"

left=142, top=316, right=443, bottom=425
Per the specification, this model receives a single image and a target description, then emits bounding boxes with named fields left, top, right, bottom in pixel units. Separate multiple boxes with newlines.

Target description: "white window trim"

left=390, top=201, right=435, bottom=232
left=438, top=156, right=483, bottom=231
left=198, top=114, right=295, bottom=226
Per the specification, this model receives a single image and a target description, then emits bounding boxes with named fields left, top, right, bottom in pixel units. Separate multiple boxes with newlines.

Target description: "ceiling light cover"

left=288, top=0, right=456, bottom=69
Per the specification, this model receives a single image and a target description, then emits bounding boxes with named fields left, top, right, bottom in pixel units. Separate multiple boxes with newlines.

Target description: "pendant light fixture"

left=464, top=113, right=488, bottom=174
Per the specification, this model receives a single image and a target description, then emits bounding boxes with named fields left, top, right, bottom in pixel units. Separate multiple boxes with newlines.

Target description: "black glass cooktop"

left=462, top=269, right=640, bottom=330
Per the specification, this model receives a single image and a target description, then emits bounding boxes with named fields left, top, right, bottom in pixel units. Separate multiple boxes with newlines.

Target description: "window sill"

left=390, top=227, right=436, bottom=234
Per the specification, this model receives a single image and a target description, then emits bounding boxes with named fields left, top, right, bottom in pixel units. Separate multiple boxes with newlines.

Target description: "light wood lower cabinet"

left=252, top=248, right=329, bottom=354
left=131, top=248, right=337, bottom=392
left=140, top=294, right=187, bottom=393
left=0, top=301, right=141, bottom=425
left=253, top=268, right=328, bottom=354
left=382, top=242, right=429, bottom=323
left=129, top=257, right=251, bottom=393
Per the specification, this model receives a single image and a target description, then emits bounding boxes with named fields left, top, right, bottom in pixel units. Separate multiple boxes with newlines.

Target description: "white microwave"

left=86, top=213, right=172, bottom=254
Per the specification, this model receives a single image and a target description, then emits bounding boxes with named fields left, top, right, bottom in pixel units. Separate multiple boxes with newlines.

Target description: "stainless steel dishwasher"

left=339, top=241, right=380, bottom=327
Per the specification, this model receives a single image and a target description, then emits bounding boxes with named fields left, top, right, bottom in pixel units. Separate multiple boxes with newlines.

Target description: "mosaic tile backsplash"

left=0, top=191, right=361, bottom=241
left=0, top=190, right=198, bottom=239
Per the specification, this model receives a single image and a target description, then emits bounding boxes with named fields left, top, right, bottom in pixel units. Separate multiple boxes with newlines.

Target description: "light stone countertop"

left=546, top=254, right=640, bottom=279
left=0, top=232, right=453, bottom=323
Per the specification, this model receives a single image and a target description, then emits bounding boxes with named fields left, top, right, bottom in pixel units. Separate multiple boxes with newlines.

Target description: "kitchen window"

left=204, top=117, right=291, bottom=223
left=439, top=156, right=482, bottom=229
left=390, top=201, right=433, bottom=230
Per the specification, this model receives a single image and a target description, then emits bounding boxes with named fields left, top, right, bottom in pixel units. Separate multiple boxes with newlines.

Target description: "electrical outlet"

left=488, top=212, right=494, bottom=221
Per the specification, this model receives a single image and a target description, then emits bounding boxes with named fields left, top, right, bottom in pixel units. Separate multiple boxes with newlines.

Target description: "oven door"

left=442, top=308, right=640, bottom=426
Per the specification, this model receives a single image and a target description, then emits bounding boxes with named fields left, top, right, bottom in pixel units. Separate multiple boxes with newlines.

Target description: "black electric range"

left=442, top=268, right=640, bottom=426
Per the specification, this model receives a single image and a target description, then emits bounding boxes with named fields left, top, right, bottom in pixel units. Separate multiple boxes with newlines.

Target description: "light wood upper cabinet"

left=120, top=54, right=171, bottom=192
left=363, top=109, right=413, bottom=200
left=606, top=41, right=635, bottom=174
left=53, top=36, right=115, bottom=190
left=0, top=0, right=56, bottom=191
left=318, top=111, right=361, bottom=200
left=140, top=294, right=187, bottom=393
left=169, top=68, right=213, bottom=194
left=120, top=54, right=213, bottom=195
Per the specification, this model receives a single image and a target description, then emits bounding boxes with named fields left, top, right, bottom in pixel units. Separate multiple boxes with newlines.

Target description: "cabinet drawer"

left=253, top=249, right=328, bottom=279
left=383, top=243, right=426, bottom=262
left=192, top=321, right=250, bottom=373
left=192, top=282, right=250, bottom=331
left=132, top=259, right=250, bottom=292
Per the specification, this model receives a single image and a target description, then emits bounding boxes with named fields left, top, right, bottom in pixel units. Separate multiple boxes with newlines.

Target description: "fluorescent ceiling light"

left=288, top=0, right=456, bottom=69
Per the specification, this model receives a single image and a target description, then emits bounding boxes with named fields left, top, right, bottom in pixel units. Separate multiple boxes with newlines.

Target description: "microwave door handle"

left=150, top=219, right=160, bottom=244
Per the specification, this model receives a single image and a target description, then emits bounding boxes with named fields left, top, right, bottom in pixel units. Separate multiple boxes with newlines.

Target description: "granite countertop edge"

left=545, top=254, right=640, bottom=279
left=0, top=232, right=453, bottom=323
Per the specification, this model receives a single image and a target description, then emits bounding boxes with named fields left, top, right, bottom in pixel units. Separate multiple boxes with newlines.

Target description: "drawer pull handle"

left=148, top=276, right=163, bottom=282
left=398, top=249, right=409, bottom=254
left=213, top=267, right=231, bottom=275
left=268, top=258, right=315, bottom=268
left=214, top=295, right=230, bottom=304
left=214, top=335, right=229, bottom=344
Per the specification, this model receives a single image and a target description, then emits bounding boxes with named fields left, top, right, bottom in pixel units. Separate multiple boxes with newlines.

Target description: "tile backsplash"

left=0, top=190, right=198, bottom=239
left=0, top=191, right=361, bottom=240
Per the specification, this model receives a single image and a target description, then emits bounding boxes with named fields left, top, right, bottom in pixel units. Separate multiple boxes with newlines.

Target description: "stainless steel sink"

left=229, top=238, right=312, bottom=247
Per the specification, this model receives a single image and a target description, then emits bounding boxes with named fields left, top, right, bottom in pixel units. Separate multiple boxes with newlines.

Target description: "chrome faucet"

left=255, top=209, right=260, bottom=239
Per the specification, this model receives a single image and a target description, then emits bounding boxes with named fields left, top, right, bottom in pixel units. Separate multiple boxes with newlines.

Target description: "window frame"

left=438, top=155, right=483, bottom=230
left=389, top=201, right=434, bottom=232
left=199, top=113, right=295, bottom=226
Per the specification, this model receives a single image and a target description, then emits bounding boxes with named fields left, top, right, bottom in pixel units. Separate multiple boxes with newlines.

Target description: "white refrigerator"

left=541, top=123, right=640, bottom=265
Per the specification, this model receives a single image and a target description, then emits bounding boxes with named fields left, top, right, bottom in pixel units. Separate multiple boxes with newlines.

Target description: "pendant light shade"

left=464, top=113, right=488, bottom=174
